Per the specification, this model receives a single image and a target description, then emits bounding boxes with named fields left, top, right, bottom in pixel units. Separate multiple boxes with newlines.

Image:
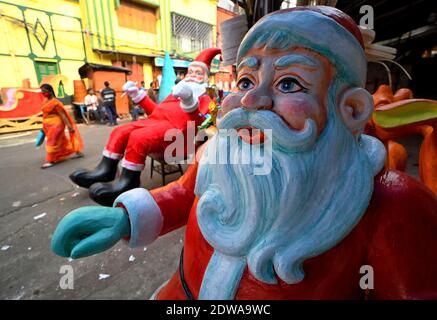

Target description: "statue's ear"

left=338, top=87, right=373, bottom=135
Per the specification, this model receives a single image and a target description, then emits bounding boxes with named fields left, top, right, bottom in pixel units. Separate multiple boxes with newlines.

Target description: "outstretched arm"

left=122, top=81, right=157, bottom=115
left=137, top=96, right=158, bottom=115
left=52, top=147, right=204, bottom=258
left=152, top=162, right=198, bottom=235
left=114, top=159, right=199, bottom=248
left=51, top=164, right=198, bottom=258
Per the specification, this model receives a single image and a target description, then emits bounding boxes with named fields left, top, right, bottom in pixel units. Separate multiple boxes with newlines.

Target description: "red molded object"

left=367, top=85, right=437, bottom=195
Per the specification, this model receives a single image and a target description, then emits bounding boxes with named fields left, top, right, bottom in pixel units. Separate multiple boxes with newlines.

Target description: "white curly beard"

left=182, top=80, right=208, bottom=101
left=195, top=106, right=386, bottom=299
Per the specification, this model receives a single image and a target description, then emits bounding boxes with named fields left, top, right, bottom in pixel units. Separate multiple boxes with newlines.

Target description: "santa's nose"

left=241, top=90, right=273, bottom=111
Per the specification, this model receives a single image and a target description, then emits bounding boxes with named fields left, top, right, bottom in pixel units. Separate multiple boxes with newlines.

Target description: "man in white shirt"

left=84, top=88, right=102, bottom=123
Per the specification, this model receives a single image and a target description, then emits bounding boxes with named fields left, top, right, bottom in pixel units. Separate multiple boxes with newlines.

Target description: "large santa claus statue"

left=52, top=7, right=437, bottom=299
left=69, top=48, right=221, bottom=206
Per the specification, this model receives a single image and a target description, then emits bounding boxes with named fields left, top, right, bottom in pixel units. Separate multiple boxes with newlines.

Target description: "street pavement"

left=0, top=120, right=186, bottom=300
left=0, top=121, right=422, bottom=300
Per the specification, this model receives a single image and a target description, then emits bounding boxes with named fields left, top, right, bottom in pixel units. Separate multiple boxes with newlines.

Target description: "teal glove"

left=51, top=206, right=131, bottom=259
left=35, top=129, right=45, bottom=147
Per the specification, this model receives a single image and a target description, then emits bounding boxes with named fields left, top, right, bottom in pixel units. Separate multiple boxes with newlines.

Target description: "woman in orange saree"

left=40, top=84, right=84, bottom=169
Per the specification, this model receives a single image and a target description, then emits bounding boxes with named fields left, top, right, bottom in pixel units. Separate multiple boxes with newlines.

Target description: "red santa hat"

left=189, top=48, right=222, bottom=76
left=237, top=6, right=367, bottom=86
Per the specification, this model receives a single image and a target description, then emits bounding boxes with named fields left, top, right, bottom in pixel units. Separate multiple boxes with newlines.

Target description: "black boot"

left=69, top=156, right=119, bottom=189
left=88, top=168, right=141, bottom=206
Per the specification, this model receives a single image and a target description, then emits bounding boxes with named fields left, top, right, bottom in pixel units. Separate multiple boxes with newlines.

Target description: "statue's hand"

left=172, top=81, right=198, bottom=112
left=122, top=81, right=146, bottom=103
left=172, top=81, right=193, bottom=102
left=51, top=206, right=130, bottom=259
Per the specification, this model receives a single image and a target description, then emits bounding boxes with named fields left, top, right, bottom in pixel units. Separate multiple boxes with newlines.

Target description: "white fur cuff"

left=181, top=100, right=198, bottom=113
left=114, top=188, right=163, bottom=248
left=121, top=158, right=145, bottom=171
left=132, top=90, right=147, bottom=104
left=103, top=149, right=123, bottom=160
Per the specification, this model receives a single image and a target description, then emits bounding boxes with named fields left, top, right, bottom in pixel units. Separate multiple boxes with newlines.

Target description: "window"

left=116, top=1, right=157, bottom=33
left=171, top=13, right=213, bottom=54
left=35, top=61, right=65, bottom=97
left=35, top=61, right=59, bottom=83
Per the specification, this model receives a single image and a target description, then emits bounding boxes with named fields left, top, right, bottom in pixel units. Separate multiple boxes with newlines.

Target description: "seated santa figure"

left=69, top=48, right=221, bottom=206
left=52, top=7, right=437, bottom=299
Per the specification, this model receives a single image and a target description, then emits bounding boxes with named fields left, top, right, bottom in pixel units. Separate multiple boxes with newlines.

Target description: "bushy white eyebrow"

left=237, top=56, right=259, bottom=71
left=274, top=55, right=317, bottom=69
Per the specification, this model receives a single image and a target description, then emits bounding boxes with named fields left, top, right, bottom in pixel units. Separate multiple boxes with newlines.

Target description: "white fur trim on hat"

left=189, top=61, right=210, bottom=75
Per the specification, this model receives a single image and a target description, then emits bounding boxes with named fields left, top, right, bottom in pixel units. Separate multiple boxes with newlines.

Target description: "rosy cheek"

left=274, top=97, right=320, bottom=131
left=221, top=93, right=243, bottom=116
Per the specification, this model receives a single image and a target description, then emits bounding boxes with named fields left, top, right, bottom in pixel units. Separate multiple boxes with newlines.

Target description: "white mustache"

left=217, top=108, right=318, bottom=152
left=184, top=77, right=204, bottom=84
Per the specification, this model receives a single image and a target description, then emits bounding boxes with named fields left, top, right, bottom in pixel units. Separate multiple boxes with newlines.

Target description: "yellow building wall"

left=81, top=0, right=163, bottom=63
left=0, top=0, right=218, bottom=93
left=0, top=56, right=37, bottom=87
left=59, top=59, right=85, bottom=91
left=0, top=4, right=29, bottom=57
left=24, top=9, right=57, bottom=58
left=78, top=0, right=160, bottom=89
left=6, top=0, right=81, bottom=16
left=170, top=0, right=217, bottom=25
left=116, top=26, right=160, bottom=55
left=51, top=14, right=84, bottom=60
left=111, top=1, right=162, bottom=57
left=0, top=0, right=86, bottom=94
left=143, top=60, right=154, bottom=86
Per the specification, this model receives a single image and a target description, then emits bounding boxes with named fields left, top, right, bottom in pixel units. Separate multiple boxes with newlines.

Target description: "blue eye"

left=237, top=78, right=254, bottom=91
left=277, top=78, right=304, bottom=93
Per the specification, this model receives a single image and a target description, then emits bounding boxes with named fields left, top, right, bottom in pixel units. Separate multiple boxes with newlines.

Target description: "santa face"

left=178, top=64, right=209, bottom=102
left=185, top=65, right=207, bottom=84
left=195, top=46, right=386, bottom=299
left=221, top=47, right=334, bottom=138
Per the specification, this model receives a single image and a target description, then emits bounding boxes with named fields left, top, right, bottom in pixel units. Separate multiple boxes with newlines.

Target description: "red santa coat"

left=118, top=147, right=437, bottom=299
left=105, top=94, right=210, bottom=166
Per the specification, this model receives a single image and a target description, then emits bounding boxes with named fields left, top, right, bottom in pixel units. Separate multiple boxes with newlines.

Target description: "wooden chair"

left=149, top=153, right=184, bottom=186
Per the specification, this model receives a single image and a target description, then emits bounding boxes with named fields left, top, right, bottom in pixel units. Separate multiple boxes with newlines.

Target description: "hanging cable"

left=369, top=60, right=392, bottom=90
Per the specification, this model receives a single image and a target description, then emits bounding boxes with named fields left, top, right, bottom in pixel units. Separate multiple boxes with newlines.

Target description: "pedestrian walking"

left=100, top=81, right=118, bottom=126
left=40, top=84, right=84, bottom=169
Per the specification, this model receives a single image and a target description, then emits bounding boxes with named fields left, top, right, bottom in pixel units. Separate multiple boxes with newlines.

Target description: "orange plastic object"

left=368, top=85, right=437, bottom=194
left=386, top=140, right=407, bottom=172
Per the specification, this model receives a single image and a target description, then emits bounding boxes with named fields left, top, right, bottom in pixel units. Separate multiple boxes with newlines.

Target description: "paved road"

left=0, top=121, right=185, bottom=300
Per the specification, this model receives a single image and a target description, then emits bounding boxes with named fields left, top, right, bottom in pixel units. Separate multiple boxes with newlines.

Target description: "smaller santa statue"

left=69, top=48, right=221, bottom=206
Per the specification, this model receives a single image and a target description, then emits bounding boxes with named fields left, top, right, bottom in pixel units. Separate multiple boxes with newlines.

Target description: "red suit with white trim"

left=104, top=94, right=209, bottom=170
